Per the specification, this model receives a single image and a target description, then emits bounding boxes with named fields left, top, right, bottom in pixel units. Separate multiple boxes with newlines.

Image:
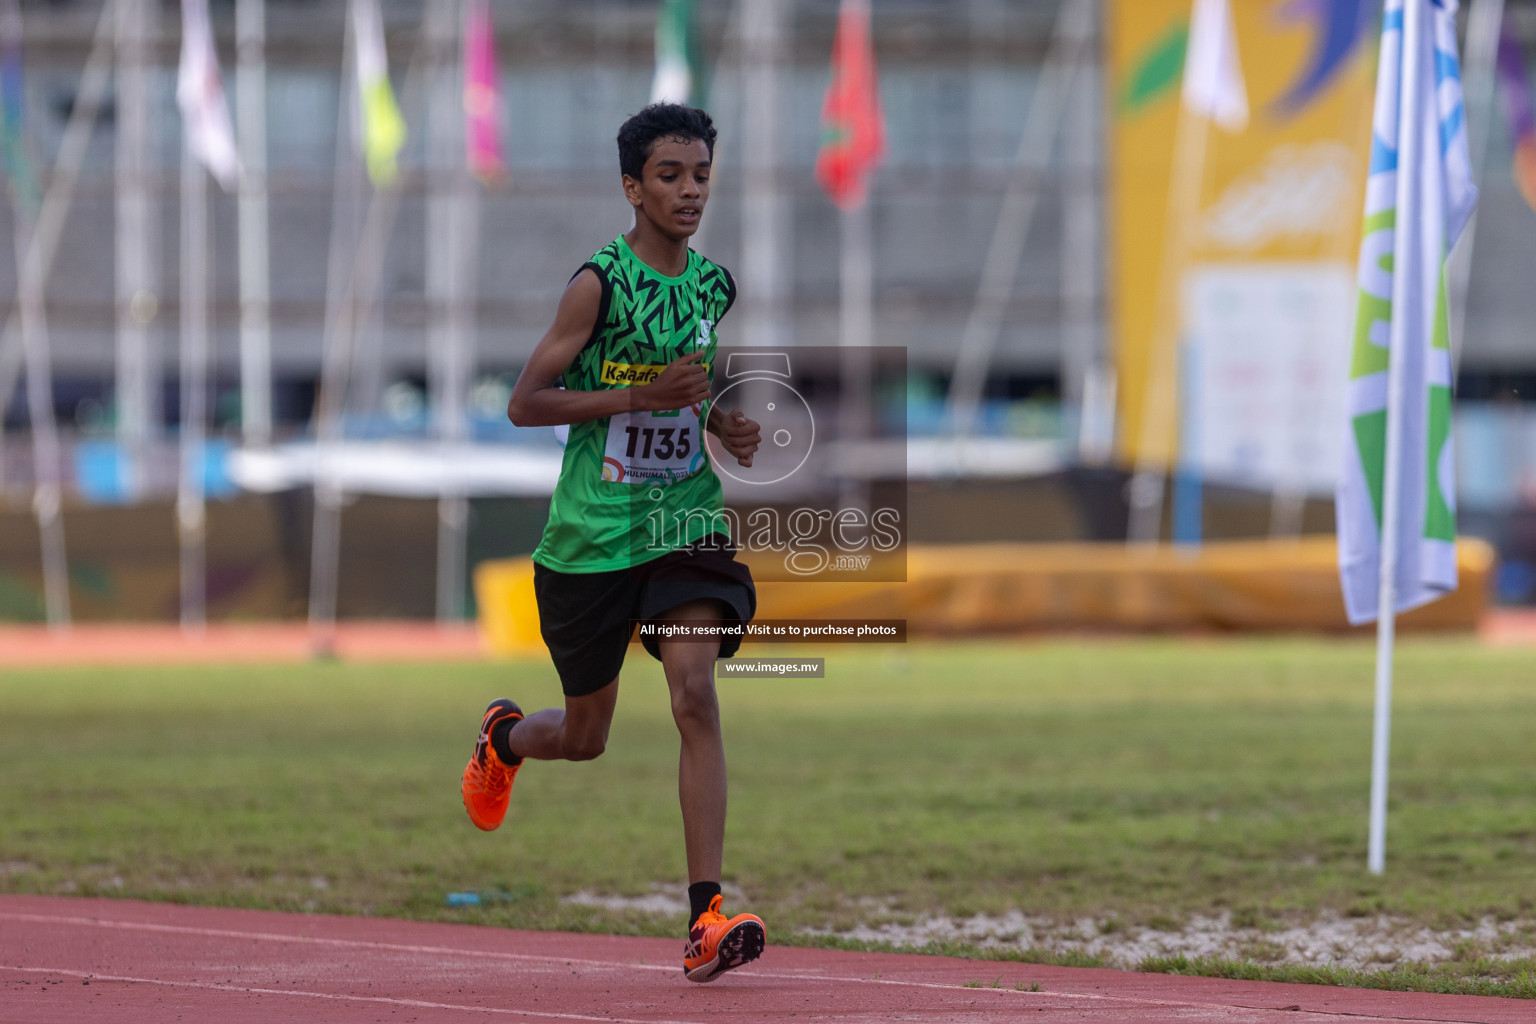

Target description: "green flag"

left=650, top=0, right=705, bottom=107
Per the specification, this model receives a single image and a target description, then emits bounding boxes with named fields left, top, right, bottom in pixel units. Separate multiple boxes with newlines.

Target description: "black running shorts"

left=532, top=535, right=757, bottom=698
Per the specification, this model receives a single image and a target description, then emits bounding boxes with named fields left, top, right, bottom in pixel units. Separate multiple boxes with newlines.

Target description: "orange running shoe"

left=682, top=894, right=765, bottom=983
left=461, top=699, right=523, bottom=831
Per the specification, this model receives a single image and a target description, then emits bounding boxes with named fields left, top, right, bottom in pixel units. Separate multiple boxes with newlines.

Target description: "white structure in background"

left=1182, top=264, right=1353, bottom=494
left=237, top=0, right=274, bottom=448
left=115, top=0, right=160, bottom=500
left=425, top=0, right=478, bottom=622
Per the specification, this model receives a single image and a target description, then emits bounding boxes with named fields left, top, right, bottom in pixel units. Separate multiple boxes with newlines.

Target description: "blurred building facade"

left=0, top=0, right=1095, bottom=433
left=4, top=0, right=1536, bottom=613
left=4, top=1, right=1535, bottom=421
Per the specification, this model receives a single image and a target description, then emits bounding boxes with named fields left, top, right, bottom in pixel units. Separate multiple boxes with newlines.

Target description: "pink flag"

left=464, top=0, right=505, bottom=185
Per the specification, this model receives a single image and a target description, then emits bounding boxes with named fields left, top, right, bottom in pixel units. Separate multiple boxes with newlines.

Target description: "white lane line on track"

left=0, top=912, right=1496, bottom=1024
left=0, top=911, right=674, bottom=973
left=0, top=965, right=706, bottom=1024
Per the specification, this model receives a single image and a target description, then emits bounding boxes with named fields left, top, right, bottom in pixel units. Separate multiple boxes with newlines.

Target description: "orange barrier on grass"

left=473, top=539, right=1495, bottom=655
left=474, top=557, right=544, bottom=656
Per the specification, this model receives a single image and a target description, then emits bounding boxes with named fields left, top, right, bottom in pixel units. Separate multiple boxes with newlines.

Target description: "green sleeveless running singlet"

left=532, top=236, right=737, bottom=573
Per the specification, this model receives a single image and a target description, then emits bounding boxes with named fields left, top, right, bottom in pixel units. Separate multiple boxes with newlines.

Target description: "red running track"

left=0, top=896, right=1529, bottom=1024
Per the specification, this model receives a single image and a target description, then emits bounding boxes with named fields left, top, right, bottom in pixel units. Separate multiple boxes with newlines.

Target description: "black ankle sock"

left=490, top=718, right=522, bottom=766
left=688, top=881, right=722, bottom=927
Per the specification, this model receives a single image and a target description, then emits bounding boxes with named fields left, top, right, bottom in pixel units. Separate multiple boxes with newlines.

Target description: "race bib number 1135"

left=602, top=409, right=706, bottom=484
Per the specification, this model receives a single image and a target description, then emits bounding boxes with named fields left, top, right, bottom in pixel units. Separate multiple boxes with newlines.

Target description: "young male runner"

left=460, top=103, right=766, bottom=983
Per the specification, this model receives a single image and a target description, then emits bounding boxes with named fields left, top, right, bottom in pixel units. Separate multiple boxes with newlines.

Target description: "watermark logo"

left=644, top=505, right=902, bottom=577
left=632, top=345, right=907, bottom=582
left=710, top=353, right=816, bottom=487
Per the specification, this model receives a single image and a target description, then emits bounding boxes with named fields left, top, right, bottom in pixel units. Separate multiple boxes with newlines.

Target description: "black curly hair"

left=616, top=103, right=717, bottom=181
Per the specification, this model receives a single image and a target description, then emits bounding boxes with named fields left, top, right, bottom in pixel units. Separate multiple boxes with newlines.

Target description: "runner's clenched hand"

left=716, top=409, right=761, bottom=467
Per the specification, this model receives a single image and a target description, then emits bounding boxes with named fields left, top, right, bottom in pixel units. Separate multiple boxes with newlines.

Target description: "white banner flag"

left=1337, top=0, right=1477, bottom=625
left=176, top=0, right=239, bottom=190
left=1182, top=0, right=1248, bottom=131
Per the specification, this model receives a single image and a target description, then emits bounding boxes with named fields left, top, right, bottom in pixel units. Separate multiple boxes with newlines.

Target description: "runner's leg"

left=657, top=599, right=728, bottom=883
left=505, top=677, right=620, bottom=762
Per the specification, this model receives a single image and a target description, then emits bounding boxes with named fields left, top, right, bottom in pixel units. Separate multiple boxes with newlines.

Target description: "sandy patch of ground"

left=560, top=889, right=1536, bottom=970
left=815, top=909, right=1536, bottom=970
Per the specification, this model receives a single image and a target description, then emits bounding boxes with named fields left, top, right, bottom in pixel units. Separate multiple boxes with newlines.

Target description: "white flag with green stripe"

left=1338, top=0, right=1477, bottom=625
left=650, top=0, right=700, bottom=106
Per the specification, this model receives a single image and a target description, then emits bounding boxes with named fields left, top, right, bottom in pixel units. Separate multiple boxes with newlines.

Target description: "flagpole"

left=115, top=0, right=160, bottom=502
left=445, top=68, right=479, bottom=623
left=1369, top=0, right=1429, bottom=876
left=838, top=195, right=872, bottom=515
left=1445, top=0, right=1505, bottom=378
left=1067, top=1, right=1116, bottom=469
left=237, top=0, right=273, bottom=448
left=308, top=4, right=362, bottom=657
left=426, top=0, right=451, bottom=607
left=14, top=208, right=70, bottom=630
left=311, top=187, right=404, bottom=655
left=179, top=128, right=210, bottom=634
left=11, top=0, right=120, bottom=629
left=2, top=3, right=119, bottom=458
left=309, top=6, right=365, bottom=658
left=425, top=0, right=471, bottom=622
left=308, top=1, right=414, bottom=655
left=741, top=0, right=786, bottom=350
left=345, top=0, right=407, bottom=418
left=1061, top=0, right=1100, bottom=414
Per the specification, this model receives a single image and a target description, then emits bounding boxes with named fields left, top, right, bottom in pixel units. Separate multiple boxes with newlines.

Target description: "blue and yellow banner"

left=1109, top=0, right=1379, bottom=479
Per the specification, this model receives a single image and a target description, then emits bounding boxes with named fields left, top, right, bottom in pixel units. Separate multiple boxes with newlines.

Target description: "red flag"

left=815, top=0, right=884, bottom=209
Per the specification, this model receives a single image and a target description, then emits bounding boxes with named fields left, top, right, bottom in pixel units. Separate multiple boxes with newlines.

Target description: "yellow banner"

left=1108, top=0, right=1377, bottom=469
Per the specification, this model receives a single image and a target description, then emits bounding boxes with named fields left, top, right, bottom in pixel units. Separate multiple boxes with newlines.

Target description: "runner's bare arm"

left=507, top=270, right=712, bottom=427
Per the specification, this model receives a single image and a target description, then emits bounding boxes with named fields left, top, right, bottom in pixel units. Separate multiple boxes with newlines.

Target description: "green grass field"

left=2, top=637, right=1534, bottom=996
